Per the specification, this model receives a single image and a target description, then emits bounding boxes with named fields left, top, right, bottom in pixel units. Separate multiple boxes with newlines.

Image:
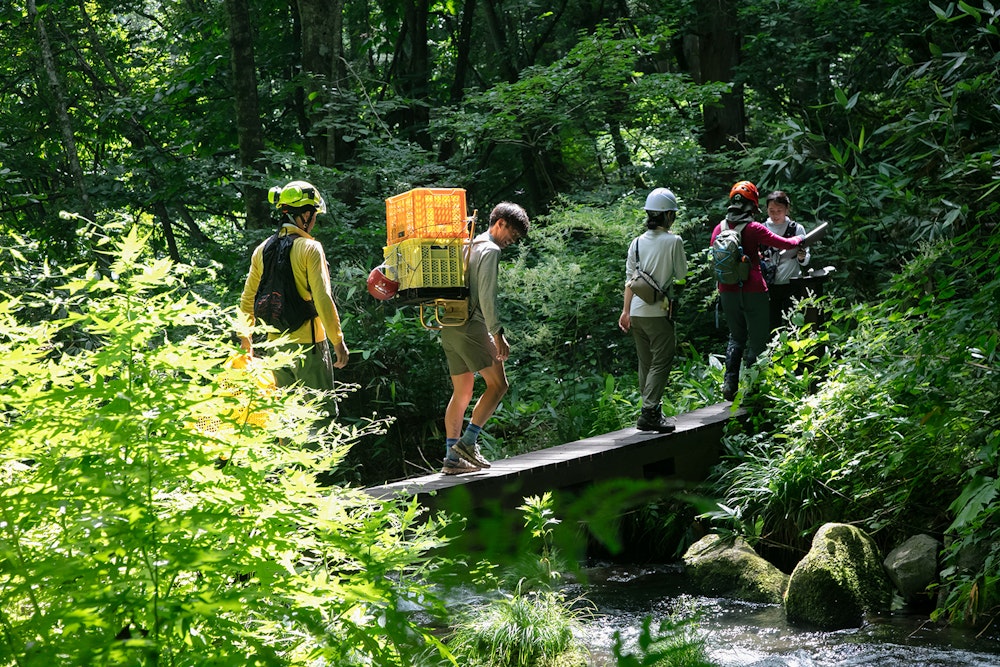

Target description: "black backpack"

left=253, top=233, right=318, bottom=333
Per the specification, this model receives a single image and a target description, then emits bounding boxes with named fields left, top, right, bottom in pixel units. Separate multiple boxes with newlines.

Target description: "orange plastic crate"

left=386, top=188, right=468, bottom=244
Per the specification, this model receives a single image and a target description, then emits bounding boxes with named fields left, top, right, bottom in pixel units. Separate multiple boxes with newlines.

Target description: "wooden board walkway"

left=364, top=402, right=742, bottom=510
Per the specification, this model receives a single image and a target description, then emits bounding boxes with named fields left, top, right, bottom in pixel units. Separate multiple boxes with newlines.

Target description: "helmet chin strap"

left=284, top=210, right=311, bottom=232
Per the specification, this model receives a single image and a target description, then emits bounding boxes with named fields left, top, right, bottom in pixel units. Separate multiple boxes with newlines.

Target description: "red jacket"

left=710, top=221, right=802, bottom=293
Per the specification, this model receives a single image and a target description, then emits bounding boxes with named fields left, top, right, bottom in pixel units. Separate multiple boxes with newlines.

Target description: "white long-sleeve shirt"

left=625, top=229, right=688, bottom=317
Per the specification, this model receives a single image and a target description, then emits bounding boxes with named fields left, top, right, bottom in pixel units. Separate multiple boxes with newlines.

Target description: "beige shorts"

left=440, top=319, right=497, bottom=376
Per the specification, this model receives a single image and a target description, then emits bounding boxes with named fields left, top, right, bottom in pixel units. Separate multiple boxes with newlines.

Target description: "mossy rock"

left=784, top=522, right=892, bottom=629
left=682, top=534, right=789, bottom=604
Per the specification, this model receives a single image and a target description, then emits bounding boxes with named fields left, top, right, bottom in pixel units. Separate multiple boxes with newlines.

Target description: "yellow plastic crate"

left=386, top=188, right=468, bottom=244
left=383, top=238, right=467, bottom=291
left=193, top=354, right=275, bottom=434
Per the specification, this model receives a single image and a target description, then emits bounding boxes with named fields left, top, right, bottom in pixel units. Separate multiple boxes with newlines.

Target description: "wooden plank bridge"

left=364, top=402, right=743, bottom=510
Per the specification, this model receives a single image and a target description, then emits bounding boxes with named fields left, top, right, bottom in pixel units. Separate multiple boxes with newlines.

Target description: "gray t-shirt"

left=467, top=231, right=502, bottom=333
left=763, top=218, right=810, bottom=284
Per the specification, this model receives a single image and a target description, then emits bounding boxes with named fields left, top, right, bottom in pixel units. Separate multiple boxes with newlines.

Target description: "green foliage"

left=611, top=615, right=716, bottom=667
left=7, top=0, right=1000, bottom=633
left=448, top=588, right=588, bottom=667
left=0, top=226, right=457, bottom=666
left=746, top=1, right=1000, bottom=301
left=709, top=228, right=1000, bottom=615
left=446, top=494, right=590, bottom=667
left=440, top=20, right=716, bottom=192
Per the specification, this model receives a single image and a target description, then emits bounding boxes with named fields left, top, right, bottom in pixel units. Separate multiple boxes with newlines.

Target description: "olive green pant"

left=720, top=290, right=770, bottom=365
left=630, top=316, right=676, bottom=409
left=272, top=340, right=338, bottom=419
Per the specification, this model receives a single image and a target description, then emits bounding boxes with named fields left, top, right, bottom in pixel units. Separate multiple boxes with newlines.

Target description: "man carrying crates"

left=374, top=189, right=530, bottom=475
left=440, top=202, right=530, bottom=474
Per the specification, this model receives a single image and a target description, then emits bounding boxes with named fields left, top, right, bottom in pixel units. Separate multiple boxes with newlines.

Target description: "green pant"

left=630, top=316, right=676, bottom=409
left=720, top=290, right=770, bottom=364
left=272, top=340, right=338, bottom=419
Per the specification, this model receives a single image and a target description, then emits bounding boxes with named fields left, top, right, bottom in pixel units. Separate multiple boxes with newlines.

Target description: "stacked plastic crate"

left=382, top=188, right=472, bottom=325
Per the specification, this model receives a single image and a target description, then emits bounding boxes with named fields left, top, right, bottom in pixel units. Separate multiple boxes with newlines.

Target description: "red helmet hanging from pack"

left=367, top=266, right=399, bottom=300
left=729, top=180, right=760, bottom=208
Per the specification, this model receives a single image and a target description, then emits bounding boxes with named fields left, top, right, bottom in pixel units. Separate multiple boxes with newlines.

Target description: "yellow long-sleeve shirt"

left=239, top=223, right=344, bottom=346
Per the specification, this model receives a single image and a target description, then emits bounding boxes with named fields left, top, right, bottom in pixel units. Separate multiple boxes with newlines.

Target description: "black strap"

left=632, top=237, right=668, bottom=302
left=272, top=230, right=319, bottom=355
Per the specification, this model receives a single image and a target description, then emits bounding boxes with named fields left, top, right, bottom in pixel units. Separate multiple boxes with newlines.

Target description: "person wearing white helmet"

left=618, top=187, right=688, bottom=433
left=239, top=180, right=350, bottom=416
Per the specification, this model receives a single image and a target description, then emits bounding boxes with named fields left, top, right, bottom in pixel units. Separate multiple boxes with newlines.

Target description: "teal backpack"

left=711, top=221, right=750, bottom=285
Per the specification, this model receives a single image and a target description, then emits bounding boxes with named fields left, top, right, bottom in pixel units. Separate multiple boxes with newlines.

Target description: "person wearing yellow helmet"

left=239, top=180, right=349, bottom=416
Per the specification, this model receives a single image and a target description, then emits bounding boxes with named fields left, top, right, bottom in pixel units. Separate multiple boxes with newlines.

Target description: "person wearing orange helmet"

left=710, top=180, right=803, bottom=401
left=239, top=180, right=350, bottom=416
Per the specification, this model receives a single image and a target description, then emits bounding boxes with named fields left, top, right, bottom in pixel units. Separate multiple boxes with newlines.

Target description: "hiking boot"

left=451, top=442, right=491, bottom=468
left=722, top=342, right=743, bottom=401
left=636, top=406, right=676, bottom=433
left=722, top=375, right=738, bottom=401
left=441, top=457, right=481, bottom=475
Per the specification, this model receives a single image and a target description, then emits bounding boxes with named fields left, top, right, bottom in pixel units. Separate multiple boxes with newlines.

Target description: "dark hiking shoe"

left=636, top=407, right=676, bottom=433
left=441, top=457, right=481, bottom=475
left=451, top=442, right=491, bottom=468
left=722, top=377, right=738, bottom=401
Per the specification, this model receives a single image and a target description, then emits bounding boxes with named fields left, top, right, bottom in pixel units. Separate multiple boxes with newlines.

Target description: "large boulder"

left=784, top=523, right=892, bottom=629
left=884, top=534, right=940, bottom=606
left=683, top=533, right=789, bottom=604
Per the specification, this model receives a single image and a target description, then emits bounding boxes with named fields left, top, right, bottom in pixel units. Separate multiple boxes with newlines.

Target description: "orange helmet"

left=367, top=266, right=399, bottom=301
left=729, top=180, right=759, bottom=208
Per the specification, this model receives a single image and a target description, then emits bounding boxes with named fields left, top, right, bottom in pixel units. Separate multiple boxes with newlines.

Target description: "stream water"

left=568, top=562, right=1000, bottom=667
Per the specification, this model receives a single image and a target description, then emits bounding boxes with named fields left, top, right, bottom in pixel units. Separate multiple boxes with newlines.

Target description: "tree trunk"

left=153, top=201, right=181, bottom=263
left=296, top=0, right=347, bottom=167
left=387, top=0, right=431, bottom=149
left=439, top=0, right=477, bottom=161
left=178, top=206, right=209, bottom=244
left=482, top=0, right=519, bottom=83
left=27, top=0, right=96, bottom=228
left=225, top=0, right=271, bottom=228
left=685, top=0, right=745, bottom=152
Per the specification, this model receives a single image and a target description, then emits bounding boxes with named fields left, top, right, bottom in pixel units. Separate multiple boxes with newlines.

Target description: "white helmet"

left=644, top=187, right=678, bottom=212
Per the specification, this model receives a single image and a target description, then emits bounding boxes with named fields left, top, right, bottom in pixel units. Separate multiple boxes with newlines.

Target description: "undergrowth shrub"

left=0, top=225, right=457, bottom=666
left=707, top=230, right=1000, bottom=622
left=445, top=493, right=591, bottom=667
left=612, top=615, right=715, bottom=667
